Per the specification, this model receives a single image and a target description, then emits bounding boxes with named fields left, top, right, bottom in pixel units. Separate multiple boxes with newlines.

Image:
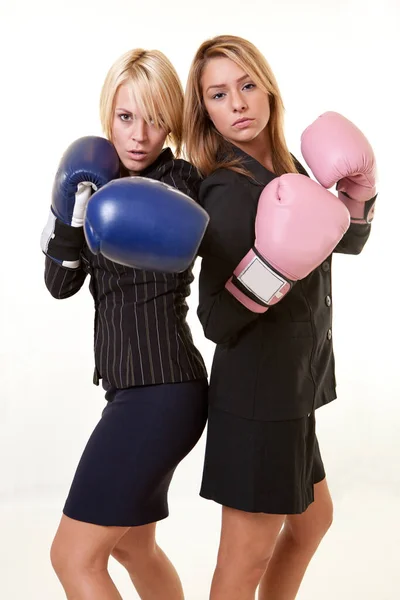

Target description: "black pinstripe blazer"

left=44, top=148, right=208, bottom=388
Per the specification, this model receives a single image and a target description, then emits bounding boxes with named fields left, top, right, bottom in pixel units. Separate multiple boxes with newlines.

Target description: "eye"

left=119, top=113, right=132, bottom=122
left=243, top=83, right=256, bottom=91
left=212, top=92, right=225, bottom=100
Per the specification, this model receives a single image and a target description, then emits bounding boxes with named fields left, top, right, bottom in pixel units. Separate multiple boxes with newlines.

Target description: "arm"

left=300, top=112, right=377, bottom=256
left=333, top=190, right=376, bottom=254
left=295, top=157, right=374, bottom=256
left=44, top=254, right=88, bottom=299
left=198, top=172, right=350, bottom=344
left=198, top=256, right=260, bottom=345
left=166, top=159, right=202, bottom=201
left=41, top=207, right=88, bottom=298
left=333, top=221, right=371, bottom=255
left=197, top=175, right=261, bottom=344
left=41, top=136, right=120, bottom=297
left=41, top=211, right=88, bottom=298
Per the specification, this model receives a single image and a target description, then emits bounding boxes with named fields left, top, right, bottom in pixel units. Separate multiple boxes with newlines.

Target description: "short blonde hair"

left=183, top=35, right=298, bottom=176
left=100, top=49, right=183, bottom=156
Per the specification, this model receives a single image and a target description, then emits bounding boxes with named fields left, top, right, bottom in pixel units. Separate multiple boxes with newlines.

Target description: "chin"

left=233, top=134, right=257, bottom=144
left=132, top=159, right=150, bottom=169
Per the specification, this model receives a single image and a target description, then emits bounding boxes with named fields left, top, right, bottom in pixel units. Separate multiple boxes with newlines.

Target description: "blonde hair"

left=183, top=35, right=298, bottom=177
left=100, top=48, right=183, bottom=156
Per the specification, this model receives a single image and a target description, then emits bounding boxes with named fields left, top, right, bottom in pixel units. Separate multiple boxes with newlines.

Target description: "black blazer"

left=44, top=148, right=207, bottom=389
left=197, top=145, right=372, bottom=421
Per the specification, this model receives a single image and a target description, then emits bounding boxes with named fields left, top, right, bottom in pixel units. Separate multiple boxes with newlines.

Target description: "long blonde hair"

left=100, top=49, right=184, bottom=156
left=183, top=35, right=298, bottom=177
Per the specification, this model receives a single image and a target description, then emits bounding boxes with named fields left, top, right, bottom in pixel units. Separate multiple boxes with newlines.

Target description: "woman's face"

left=201, top=57, right=270, bottom=151
left=111, top=83, right=168, bottom=173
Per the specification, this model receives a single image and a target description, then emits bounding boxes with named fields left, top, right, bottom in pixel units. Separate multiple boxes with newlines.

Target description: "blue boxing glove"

left=41, top=136, right=120, bottom=268
left=84, top=177, right=209, bottom=273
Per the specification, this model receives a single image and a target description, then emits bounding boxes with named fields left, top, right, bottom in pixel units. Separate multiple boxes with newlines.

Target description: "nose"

left=231, top=90, right=247, bottom=113
left=131, top=119, right=147, bottom=142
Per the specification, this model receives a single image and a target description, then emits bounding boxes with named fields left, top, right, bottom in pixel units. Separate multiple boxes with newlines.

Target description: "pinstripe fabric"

left=44, top=148, right=207, bottom=388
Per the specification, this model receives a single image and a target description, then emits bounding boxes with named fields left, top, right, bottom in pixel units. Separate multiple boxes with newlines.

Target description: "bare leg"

left=258, top=479, right=333, bottom=600
left=209, top=506, right=285, bottom=600
left=50, top=514, right=130, bottom=599
left=111, top=522, right=184, bottom=600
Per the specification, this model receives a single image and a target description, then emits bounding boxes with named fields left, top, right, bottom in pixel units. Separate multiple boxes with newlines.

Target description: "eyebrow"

left=115, top=107, right=133, bottom=113
left=206, top=74, right=250, bottom=93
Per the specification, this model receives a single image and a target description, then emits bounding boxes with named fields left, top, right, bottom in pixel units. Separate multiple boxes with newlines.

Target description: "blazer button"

left=325, top=295, right=331, bottom=307
left=322, top=261, right=330, bottom=272
left=327, top=328, right=332, bottom=341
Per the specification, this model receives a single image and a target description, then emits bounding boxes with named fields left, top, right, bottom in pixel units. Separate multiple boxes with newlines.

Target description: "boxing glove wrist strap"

left=41, top=210, right=85, bottom=269
left=230, top=246, right=294, bottom=308
left=339, top=191, right=377, bottom=224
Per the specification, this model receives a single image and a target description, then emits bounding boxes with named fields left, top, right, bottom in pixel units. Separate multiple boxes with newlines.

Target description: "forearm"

left=44, top=255, right=87, bottom=298
left=333, top=222, right=372, bottom=255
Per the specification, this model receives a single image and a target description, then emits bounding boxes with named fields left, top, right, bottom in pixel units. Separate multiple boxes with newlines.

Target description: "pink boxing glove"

left=301, top=111, right=377, bottom=224
left=225, top=174, right=350, bottom=313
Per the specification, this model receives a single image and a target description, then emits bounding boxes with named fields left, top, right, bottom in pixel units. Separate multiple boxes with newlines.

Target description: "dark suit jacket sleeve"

left=197, top=173, right=261, bottom=344
left=295, top=157, right=373, bottom=256
left=44, top=256, right=87, bottom=299
left=333, top=222, right=372, bottom=255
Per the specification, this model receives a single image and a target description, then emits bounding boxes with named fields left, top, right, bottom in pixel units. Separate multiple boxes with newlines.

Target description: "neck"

left=234, top=128, right=275, bottom=173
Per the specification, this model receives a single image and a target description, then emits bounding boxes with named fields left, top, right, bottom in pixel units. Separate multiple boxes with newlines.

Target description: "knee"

left=314, top=496, right=334, bottom=539
left=111, top=544, right=133, bottom=568
left=317, top=482, right=334, bottom=536
left=322, top=502, right=334, bottom=534
left=111, top=541, right=156, bottom=572
left=50, top=534, right=107, bottom=583
left=216, top=541, right=273, bottom=585
left=243, top=554, right=273, bottom=587
left=288, top=502, right=334, bottom=550
left=50, top=535, right=67, bottom=579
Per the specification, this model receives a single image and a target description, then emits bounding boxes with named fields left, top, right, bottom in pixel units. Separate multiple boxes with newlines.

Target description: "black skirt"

left=200, top=407, right=325, bottom=515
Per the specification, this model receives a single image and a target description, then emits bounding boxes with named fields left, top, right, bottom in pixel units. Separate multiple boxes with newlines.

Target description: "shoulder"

left=199, top=168, right=256, bottom=210
left=201, top=166, right=247, bottom=189
left=197, top=168, right=258, bottom=263
left=156, top=157, right=203, bottom=200
left=199, top=168, right=262, bottom=217
left=290, top=154, right=309, bottom=177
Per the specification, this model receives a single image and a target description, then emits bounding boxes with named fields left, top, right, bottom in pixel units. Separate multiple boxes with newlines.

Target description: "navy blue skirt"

left=63, top=379, right=208, bottom=526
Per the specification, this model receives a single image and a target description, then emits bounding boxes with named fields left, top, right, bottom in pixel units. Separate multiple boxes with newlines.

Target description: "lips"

left=128, top=150, right=148, bottom=161
left=232, top=117, right=254, bottom=126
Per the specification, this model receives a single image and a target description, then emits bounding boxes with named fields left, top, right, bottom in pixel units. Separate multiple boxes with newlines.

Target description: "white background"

left=1, top=0, right=399, bottom=598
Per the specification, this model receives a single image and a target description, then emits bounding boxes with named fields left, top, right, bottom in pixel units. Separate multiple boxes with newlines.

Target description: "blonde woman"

left=44, top=49, right=208, bottom=600
left=184, top=35, right=377, bottom=600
